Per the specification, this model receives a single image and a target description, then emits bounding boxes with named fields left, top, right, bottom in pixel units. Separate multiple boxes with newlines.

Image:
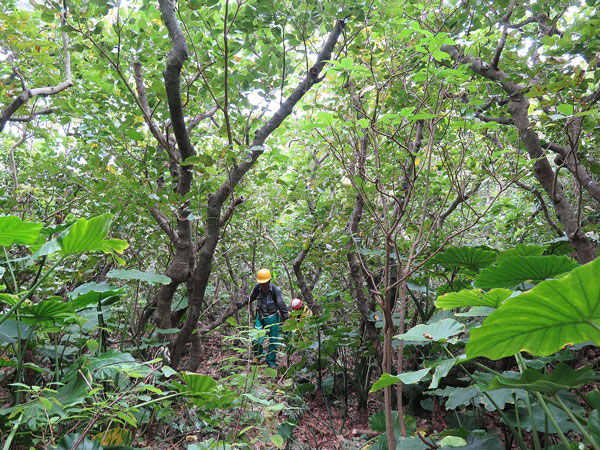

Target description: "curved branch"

left=7, top=108, right=56, bottom=122
left=158, top=0, right=195, bottom=166
left=475, top=112, right=514, bottom=125
left=133, top=61, right=176, bottom=160
left=541, top=141, right=600, bottom=203
left=0, top=10, right=72, bottom=132
left=196, top=195, right=245, bottom=251
left=150, top=206, right=179, bottom=245
left=436, top=181, right=482, bottom=228
left=492, top=0, right=516, bottom=69
left=516, top=181, right=565, bottom=237
left=186, top=105, right=219, bottom=134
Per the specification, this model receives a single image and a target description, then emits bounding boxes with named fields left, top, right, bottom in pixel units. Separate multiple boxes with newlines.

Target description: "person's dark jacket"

left=249, top=283, right=289, bottom=321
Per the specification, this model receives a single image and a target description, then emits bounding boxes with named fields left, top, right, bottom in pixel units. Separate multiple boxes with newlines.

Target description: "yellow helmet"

left=257, top=268, right=271, bottom=283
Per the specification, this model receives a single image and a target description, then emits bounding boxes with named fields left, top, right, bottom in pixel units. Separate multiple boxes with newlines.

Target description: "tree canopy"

left=1, top=0, right=599, bottom=448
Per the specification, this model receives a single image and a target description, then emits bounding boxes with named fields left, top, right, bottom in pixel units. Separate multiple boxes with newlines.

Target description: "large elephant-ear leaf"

left=487, top=363, right=599, bottom=395
left=0, top=216, right=43, bottom=246
left=428, top=246, right=497, bottom=271
left=20, top=299, right=75, bottom=325
left=436, top=288, right=513, bottom=309
left=60, top=214, right=128, bottom=255
left=466, top=258, right=600, bottom=360
left=495, top=244, right=545, bottom=263
left=395, top=319, right=465, bottom=343
left=475, top=255, right=579, bottom=289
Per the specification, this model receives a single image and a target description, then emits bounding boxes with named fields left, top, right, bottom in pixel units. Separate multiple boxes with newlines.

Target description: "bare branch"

left=516, top=181, right=565, bottom=237
left=133, top=61, right=176, bottom=160
left=475, top=112, right=514, bottom=125
left=195, top=196, right=245, bottom=251
left=510, top=16, right=537, bottom=29
left=541, top=141, right=600, bottom=203
left=492, top=0, right=516, bottom=69
left=186, top=105, right=219, bottom=134
left=150, top=206, right=179, bottom=245
left=436, top=181, right=482, bottom=228
left=584, top=84, right=600, bottom=106
left=9, top=126, right=26, bottom=191
left=158, top=0, right=195, bottom=165
left=0, top=10, right=72, bottom=132
left=7, top=108, right=57, bottom=122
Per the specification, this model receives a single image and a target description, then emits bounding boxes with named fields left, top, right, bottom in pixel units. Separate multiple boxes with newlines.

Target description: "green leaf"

left=32, top=238, right=62, bottom=258
left=432, top=50, right=451, bottom=61
left=181, top=155, right=202, bottom=165
left=369, top=410, right=416, bottom=435
left=182, top=372, right=218, bottom=394
left=495, top=244, right=545, bottom=263
left=357, top=118, right=369, bottom=128
left=0, top=320, right=34, bottom=343
left=436, top=288, right=513, bottom=309
left=161, top=366, right=178, bottom=378
left=68, top=282, right=122, bottom=309
left=467, top=258, right=600, bottom=360
left=395, top=437, right=429, bottom=450
left=0, top=292, right=18, bottom=306
left=56, top=434, right=102, bottom=450
left=116, top=410, right=137, bottom=427
left=20, top=299, right=75, bottom=324
left=589, top=410, right=600, bottom=440
left=0, top=358, right=17, bottom=368
left=394, top=318, right=464, bottom=342
left=487, top=363, right=599, bottom=395
left=475, top=255, right=579, bottom=289
left=243, top=392, right=271, bottom=406
left=317, top=111, right=334, bottom=126
left=60, top=214, right=128, bottom=255
left=370, top=368, right=430, bottom=392
left=87, top=350, right=141, bottom=379
left=429, top=246, right=497, bottom=271
left=50, top=370, right=91, bottom=407
left=106, top=269, right=171, bottom=284
left=0, top=216, right=43, bottom=246
left=557, top=104, right=574, bottom=116
left=430, top=386, right=482, bottom=410
left=125, top=129, right=144, bottom=140
left=96, top=238, right=129, bottom=254
left=588, top=390, right=600, bottom=410
left=503, top=403, right=576, bottom=434
left=270, top=434, right=284, bottom=448
left=86, top=339, right=99, bottom=354
left=425, top=356, right=466, bottom=389
left=39, top=397, right=52, bottom=410
left=438, top=436, right=467, bottom=447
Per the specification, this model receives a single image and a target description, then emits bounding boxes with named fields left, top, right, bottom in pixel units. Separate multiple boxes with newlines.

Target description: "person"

left=290, top=297, right=312, bottom=319
left=245, top=268, right=289, bottom=369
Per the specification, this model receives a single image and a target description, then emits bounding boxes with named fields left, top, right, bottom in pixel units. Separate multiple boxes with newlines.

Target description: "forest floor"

left=175, top=331, right=381, bottom=450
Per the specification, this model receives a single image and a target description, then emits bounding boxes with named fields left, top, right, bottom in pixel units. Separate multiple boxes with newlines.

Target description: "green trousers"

left=253, top=313, right=280, bottom=368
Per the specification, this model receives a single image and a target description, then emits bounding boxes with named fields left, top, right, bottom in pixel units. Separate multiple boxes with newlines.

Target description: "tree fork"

left=158, top=8, right=349, bottom=368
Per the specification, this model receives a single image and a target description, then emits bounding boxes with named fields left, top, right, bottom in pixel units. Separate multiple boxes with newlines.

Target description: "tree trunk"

left=441, top=44, right=597, bottom=263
